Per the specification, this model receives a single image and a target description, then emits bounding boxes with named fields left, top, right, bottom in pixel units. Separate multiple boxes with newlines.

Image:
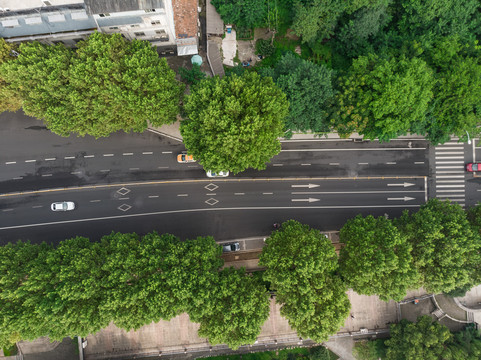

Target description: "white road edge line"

left=291, top=190, right=425, bottom=195
left=0, top=205, right=423, bottom=231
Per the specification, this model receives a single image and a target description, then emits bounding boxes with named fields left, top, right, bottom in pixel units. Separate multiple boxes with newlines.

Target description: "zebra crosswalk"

left=434, top=142, right=466, bottom=208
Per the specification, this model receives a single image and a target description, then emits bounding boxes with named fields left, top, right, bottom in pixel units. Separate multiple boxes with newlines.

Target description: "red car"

left=466, top=163, right=480, bottom=172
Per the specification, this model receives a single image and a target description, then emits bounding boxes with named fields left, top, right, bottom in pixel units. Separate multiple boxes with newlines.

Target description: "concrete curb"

left=453, top=297, right=481, bottom=313
left=146, top=127, right=183, bottom=142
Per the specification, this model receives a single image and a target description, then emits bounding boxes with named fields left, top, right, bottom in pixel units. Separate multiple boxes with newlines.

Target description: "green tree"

left=385, top=316, right=451, bottom=360
left=339, top=215, right=419, bottom=301
left=422, top=36, right=481, bottom=144
left=268, top=52, right=335, bottom=135
left=444, top=324, right=481, bottom=360
left=181, top=72, right=288, bottom=174
left=467, top=203, right=481, bottom=234
left=210, top=0, right=267, bottom=28
left=190, top=267, right=270, bottom=350
left=334, top=54, right=434, bottom=141
left=292, top=0, right=346, bottom=44
left=0, top=39, right=22, bottom=113
left=353, top=339, right=387, bottom=360
left=179, top=63, right=206, bottom=85
left=259, top=220, right=351, bottom=342
left=0, top=32, right=183, bottom=137
left=395, top=199, right=481, bottom=294
left=397, top=0, right=481, bottom=45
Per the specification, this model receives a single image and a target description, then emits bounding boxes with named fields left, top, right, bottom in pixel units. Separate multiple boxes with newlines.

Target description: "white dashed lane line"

left=272, top=164, right=283, bottom=166
left=162, top=151, right=173, bottom=154
left=100, top=169, right=110, bottom=172
left=263, top=192, right=273, bottom=195
left=123, top=153, right=133, bottom=156
left=103, top=154, right=114, bottom=157
left=206, top=193, right=216, bottom=195
left=158, top=166, right=169, bottom=169
left=2, top=209, right=13, bottom=212
left=45, top=158, right=56, bottom=161
left=301, top=163, right=311, bottom=166
left=358, top=162, right=369, bottom=165
left=329, top=163, right=340, bottom=166
left=129, top=168, right=140, bottom=171
left=84, top=155, right=95, bottom=158
left=148, top=195, right=159, bottom=198
left=12, top=177, right=23, bottom=180
left=64, top=156, right=75, bottom=159
left=234, top=193, right=245, bottom=195
left=32, top=205, right=43, bottom=208
left=89, top=200, right=101, bottom=203
left=5, top=161, right=16, bottom=165
left=414, top=162, right=424, bottom=164
left=41, top=174, right=52, bottom=177
left=118, top=197, right=130, bottom=200
left=71, top=171, right=82, bottom=175
left=177, top=194, right=188, bottom=197
left=386, top=162, right=396, bottom=165
left=142, top=152, right=153, bottom=155
left=25, top=159, right=36, bottom=163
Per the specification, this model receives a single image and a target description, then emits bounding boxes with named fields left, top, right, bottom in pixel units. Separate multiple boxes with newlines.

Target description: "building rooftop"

left=172, top=0, right=197, bottom=39
left=84, top=0, right=164, bottom=14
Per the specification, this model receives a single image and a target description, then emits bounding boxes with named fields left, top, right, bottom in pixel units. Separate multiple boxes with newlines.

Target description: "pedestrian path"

left=434, top=141, right=466, bottom=208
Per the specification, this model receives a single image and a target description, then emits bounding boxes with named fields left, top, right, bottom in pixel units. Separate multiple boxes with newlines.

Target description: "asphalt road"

left=0, top=177, right=426, bottom=244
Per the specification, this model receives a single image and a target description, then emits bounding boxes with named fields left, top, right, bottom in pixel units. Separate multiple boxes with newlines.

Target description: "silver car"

left=51, top=201, right=75, bottom=211
left=222, top=242, right=240, bottom=252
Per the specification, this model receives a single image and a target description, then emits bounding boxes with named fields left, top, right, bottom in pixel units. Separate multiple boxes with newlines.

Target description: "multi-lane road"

left=0, top=111, right=479, bottom=244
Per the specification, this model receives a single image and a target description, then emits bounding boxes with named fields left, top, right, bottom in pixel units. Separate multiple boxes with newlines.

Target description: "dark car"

left=222, top=242, right=240, bottom=252
left=466, top=163, right=480, bottom=172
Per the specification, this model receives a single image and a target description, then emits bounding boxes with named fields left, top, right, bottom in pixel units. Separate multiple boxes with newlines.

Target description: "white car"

left=51, top=201, right=75, bottom=211
left=206, top=170, right=229, bottom=178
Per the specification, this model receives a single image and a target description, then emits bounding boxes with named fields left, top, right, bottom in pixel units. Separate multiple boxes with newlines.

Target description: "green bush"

left=256, top=39, right=275, bottom=57
left=353, top=340, right=386, bottom=360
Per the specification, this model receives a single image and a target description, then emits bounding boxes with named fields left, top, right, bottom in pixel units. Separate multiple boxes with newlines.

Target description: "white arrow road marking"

left=291, top=184, right=320, bottom=189
left=387, top=182, right=415, bottom=187
left=291, top=198, right=320, bottom=203
left=387, top=197, right=415, bottom=201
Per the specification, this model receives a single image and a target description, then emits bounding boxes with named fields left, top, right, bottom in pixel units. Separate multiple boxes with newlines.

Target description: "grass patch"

left=199, top=346, right=338, bottom=360
left=352, top=339, right=387, bottom=360
left=237, top=27, right=254, bottom=40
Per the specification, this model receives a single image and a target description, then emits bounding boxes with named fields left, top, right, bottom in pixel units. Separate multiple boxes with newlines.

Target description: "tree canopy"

left=181, top=72, right=288, bottom=174
left=266, top=52, right=335, bottom=135
left=385, top=316, right=452, bottom=360
left=339, top=215, right=419, bottom=301
left=259, top=220, right=350, bottom=342
left=0, top=39, right=22, bottom=113
left=395, top=199, right=481, bottom=294
left=210, top=0, right=267, bottom=28
left=0, top=32, right=183, bottom=137
left=333, top=54, right=434, bottom=141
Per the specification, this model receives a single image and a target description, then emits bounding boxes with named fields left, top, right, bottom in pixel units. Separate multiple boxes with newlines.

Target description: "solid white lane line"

left=386, top=162, right=396, bottom=165
left=90, top=200, right=101, bottom=203
left=263, top=192, right=273, bottom=195
left=13, top=177, right=22, bottom=180
left=329, top=163, right=340, bottom=165
left=148, top=195, right=159, bottom=198
left=162, top=151, right=172, bottom=154
left=84, top=155, right=94, bottom=158
left=272, top=164, right=283, bottom=166
left=64, top=156, right=75, bottom=159
left=0, top=204, right=425, bottom=231
left=358, top=162, right=369, bottom=165
left=235, top=193, right=245, bottom=195
left=71, top=171, right=82, bottom=175
left=301, top=163, right=311, bottom=166
left=123, top=153, right=133, bottom=156
left=129, top=168, right=140, bottom=171
left=177, top=194, right=188, bottom=197
left=5, top=161, right=16, bottom=165
left=41, top=174, right=52, bottom=177
left=32, top=205, right=43, bottom=208
left=142, top=152, right=153, bottom=155
left=103, top=154, right=114, bottom=157
left=281, top=148, right=426, bottom=152
left=25, top=159, right=36, bottom=163
left=414, top=162, right=424, bottom=164
left=291, top=190, right=425, bottom=195
left=2, top=209, right=13, bottom=212
left=45, top=158, right=56, bottom=161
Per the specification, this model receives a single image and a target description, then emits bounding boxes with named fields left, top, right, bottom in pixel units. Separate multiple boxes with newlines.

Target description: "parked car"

left=177, top=153, right=195, bottom=163
left=222, top=242, right=240, bottom=252
left=51, top=201, right=75, bottom=211
left=466, top=163, right=480, bottom=172
left=206, top=170, right=229, bottom=178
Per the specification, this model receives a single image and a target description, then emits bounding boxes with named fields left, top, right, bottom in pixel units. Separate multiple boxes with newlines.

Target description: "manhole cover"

left=117, top=204, right=132, bottom=212
left=204, top=183, right=219, bottom=192
left=117, top=187, right=131, bottom=196
left=205, top=198, right=219, bottom=206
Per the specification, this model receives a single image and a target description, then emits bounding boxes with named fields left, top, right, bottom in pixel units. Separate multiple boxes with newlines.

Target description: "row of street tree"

left=1, top=199, right=480, bottom=350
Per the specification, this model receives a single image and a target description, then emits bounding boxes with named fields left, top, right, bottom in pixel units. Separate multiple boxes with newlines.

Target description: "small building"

left=0, top=0, right=198, bottom=55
